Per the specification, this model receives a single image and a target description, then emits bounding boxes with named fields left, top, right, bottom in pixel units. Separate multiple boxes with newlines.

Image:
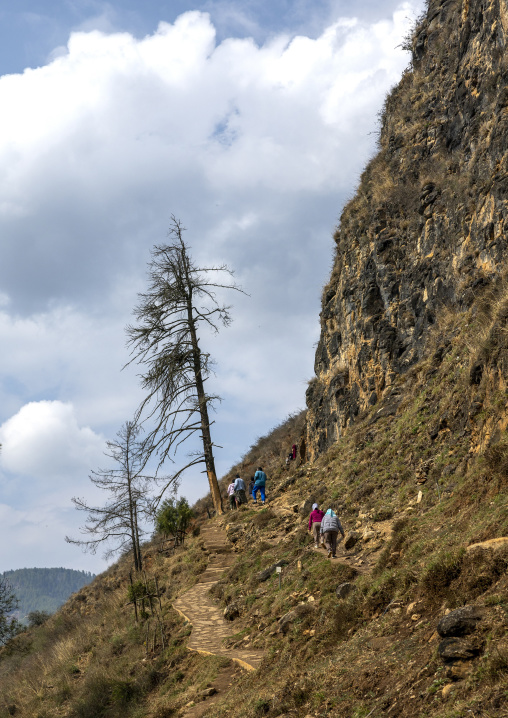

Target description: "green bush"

left=27, top=610, right=51, bottom=628
left=155, top=498, right=193, bottom=538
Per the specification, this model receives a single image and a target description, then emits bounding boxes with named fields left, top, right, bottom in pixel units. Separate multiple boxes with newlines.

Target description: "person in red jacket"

left=308, top=503, right=325, bottom=548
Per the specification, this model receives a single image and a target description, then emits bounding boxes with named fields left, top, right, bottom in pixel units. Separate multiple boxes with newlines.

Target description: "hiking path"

left=173, top=523, right=263, bottom=672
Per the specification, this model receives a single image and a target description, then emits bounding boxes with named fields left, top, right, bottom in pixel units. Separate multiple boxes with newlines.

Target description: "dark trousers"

left=323, top=530, right=338, bottom=556
left=235, top=489, right=247, bottom=505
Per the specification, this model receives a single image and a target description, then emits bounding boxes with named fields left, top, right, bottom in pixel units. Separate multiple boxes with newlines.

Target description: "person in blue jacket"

left=252, top=466, right=267, bottom=504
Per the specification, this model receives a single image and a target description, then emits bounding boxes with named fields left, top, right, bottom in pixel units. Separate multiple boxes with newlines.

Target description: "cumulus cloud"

left=0, top=2, right=425, bottom=570
left=0, top=400, right=105, bottom=481
left=0, top=6, right=419, bottom=312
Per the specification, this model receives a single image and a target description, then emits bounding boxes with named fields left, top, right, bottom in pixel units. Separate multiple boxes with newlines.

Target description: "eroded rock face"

left=307, top=0, right=508, bottom=457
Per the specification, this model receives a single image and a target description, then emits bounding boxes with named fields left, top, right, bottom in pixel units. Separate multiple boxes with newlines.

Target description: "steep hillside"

left=307, top=0, right=508, bottom=458
left=1, top=1, right=508, bottom=717
left=1, top=299, right=507, bottom=717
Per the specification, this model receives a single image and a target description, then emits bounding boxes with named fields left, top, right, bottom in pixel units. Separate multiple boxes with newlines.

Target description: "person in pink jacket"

left=308, top=503, right=325, bottom=548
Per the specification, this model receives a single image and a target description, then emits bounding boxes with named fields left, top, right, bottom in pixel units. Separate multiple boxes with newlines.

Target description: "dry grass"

left=5, top=2, right=508, bottom=715
left=2, top=301, right=508, bottom=717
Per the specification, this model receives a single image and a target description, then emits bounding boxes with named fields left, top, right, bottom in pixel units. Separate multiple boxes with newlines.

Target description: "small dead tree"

left=125, top=216, right=243, bottom=515
left=66, top=421, right=157, bottom=571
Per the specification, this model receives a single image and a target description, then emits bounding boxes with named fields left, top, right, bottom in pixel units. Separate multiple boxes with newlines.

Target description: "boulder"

left=344, top=531, right=360, bottom=550
left=199, top=687, right=217, bottom=698
left=441, top=683, right=455, bottom=699
left=466, top=537, right=508, bottom=553
left=437, top=605, right=482, bottom=637
left=445, top=660, right=472, bottom=681
left=336, top=582, right=355, bottom=599
left=438, top=637, right=483, bottom=661
left=223, top=603, right=240, bottom=621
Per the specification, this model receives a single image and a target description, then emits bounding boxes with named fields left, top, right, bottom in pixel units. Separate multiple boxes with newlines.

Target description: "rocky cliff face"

left=307, top=0, right=508, bottom=457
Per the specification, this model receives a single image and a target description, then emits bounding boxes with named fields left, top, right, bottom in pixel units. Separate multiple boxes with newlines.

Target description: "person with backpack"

left=308, top=503, right=325, bottom=548
left=320, top=507, right=345, bottom=558
left=252, top=467, right=267, bottom=504
left=233, top=474, right=247, bottom=505
left=227, top=480, right=237, bottom=510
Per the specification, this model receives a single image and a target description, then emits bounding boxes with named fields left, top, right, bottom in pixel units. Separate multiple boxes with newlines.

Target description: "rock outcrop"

left=307, top=0, right=508, bottom=457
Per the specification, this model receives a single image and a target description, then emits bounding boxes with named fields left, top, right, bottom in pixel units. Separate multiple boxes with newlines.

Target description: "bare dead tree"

left=66, top=421, right=157, bottom=571
left=125, top=216, right=244, bottom=515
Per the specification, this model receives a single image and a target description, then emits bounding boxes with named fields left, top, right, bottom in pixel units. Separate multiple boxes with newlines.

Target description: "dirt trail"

left=264, top=493, right=395, bottom=575
left=173, top=523, right=263, bottom=671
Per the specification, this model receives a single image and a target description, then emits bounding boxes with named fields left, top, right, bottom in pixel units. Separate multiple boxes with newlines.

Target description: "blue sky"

left=0, top=0, right=425, bottom=573
left=0, top=1, right=409, bottom=74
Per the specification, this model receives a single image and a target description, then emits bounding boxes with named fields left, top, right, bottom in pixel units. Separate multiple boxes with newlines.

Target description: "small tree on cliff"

left=126, top=216, right=243, bottom=515
left=66, top=421, right=152, bottom=571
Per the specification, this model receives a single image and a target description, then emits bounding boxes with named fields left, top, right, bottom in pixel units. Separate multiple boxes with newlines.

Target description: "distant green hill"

left=2, top=568, right=95, bottom=621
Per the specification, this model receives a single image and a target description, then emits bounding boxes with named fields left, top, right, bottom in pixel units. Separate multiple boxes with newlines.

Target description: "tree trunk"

left=134, top=502, right=143, bottom=570
left=125, top=429, right=142, bottom=572
left=186, top=298, right=223, bottom=515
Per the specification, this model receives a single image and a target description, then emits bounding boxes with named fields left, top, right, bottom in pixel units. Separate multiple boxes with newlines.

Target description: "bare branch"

left=125, top=216, right=246, bottom=514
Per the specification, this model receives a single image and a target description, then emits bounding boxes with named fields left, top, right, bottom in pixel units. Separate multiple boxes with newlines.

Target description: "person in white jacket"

left=320, top=508, right=345, bottom=558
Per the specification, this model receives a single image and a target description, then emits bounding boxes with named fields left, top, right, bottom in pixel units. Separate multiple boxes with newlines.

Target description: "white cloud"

left=0, top=400, right=105, bottom=480
left=0, top=304, right=140, bottom=427
left=0, top=401, right=111, bottom=572
left=0, top=1, right=426, bottom=571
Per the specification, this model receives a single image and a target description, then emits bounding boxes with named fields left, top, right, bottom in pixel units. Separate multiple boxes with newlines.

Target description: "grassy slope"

left=1, top=296, right=507, bottom=718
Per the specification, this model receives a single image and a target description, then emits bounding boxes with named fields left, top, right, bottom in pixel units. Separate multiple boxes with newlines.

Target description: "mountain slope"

left=1, top=1, right=508, bottom=717
left=3, top=568, right=95, bottom=620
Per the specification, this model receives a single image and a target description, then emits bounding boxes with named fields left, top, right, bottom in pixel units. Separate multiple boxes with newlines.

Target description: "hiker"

left=233, top=474, right=248, bottom=505
left=320, top=507, right=345, bottom=558
left=252, top=466, right=267, bottom=504
left=308, top=503, right=325, bottom=548
left=227, top=480, right=237, bottom=510
left=248, top=476, right=255, bottom=500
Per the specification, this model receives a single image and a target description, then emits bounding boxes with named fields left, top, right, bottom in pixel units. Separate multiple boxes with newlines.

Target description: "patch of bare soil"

left=180, top=663, right=244, bottom=718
